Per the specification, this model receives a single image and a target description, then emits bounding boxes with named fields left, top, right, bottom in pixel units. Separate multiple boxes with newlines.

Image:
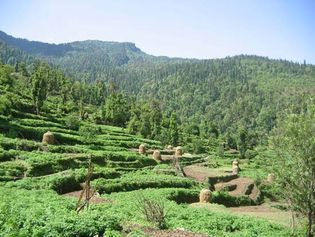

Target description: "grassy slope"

left=0, top=94, right=300, bottom=236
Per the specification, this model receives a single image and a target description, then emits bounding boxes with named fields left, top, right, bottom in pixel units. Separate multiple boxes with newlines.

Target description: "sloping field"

left=0, top=112, right=294, bottom=236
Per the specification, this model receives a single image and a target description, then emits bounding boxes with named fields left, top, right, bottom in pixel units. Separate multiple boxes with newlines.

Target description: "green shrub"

left=64, top=114, right=81, bottom=130
left=245, top=149, right=258, bottom=159
left=0, top=94, right=12, bottom=115
left=212, top=191, right=254, bottom=207
left=166, top=189, right=199, bottom=204
left=259, top=182, right=283, bottom=201
left=0, top=161, right=27, bottom=180
left=0, top=149, right=18, bottom=162
left=79, top=125, right=101, bottom=142
left=192, top=138, right=206, bottom=154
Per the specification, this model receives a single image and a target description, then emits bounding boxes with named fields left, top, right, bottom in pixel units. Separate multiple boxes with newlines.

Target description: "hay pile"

left=152, top=150, right=162, bottom=161
left=232, top=159, right=240, bottom=174
left=199, top=189, right=212, bottom=203
left=166, top=145, right=173, bottom=150
left=175, top=146, right=183, bottom=157
left=138, top=144, right=146, bottom=155
left=42, top=131, right=55, bottom=145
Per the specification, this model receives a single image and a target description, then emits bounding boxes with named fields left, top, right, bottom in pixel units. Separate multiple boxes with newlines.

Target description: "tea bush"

left=93, top=171, right=198, bottom=194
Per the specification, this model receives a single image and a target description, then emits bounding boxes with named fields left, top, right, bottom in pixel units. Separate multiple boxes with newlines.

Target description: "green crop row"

left=92, top=171, right=198, bottom=194
left=0, top=160, right=27, bottom=180
left=0, top=149, right=156, bottom=177
left=0, top=148, right=19, bottom=162
left=0, top=122, right=82, bottom=144
left=14, top=118, right=66, bottom=130
left=5, top=167, right=121, bottom=194
left=0, top=134, right=40, bottom=151
left=11, top=109, right=62, bottom=123
left=97, top=134, right=161, bottom=147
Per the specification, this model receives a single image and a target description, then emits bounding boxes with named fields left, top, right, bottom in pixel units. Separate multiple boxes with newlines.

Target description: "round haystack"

left=42, top=131, right=55, bottom=145
left=232, top=159, right=239, bottom=167
left=166, top=145, right=173, bottom=150
left=199, top=189, right=212, bottom=203
left=232, top=159, right=239, bottom=174
left=267, top=173, right=275, bottom=182
left=152, top=150, right=162, bottom=161
left=232, top=166, right=239, bottom=174
left=175, top=146, right=183, bottom=157
left=138, top=144, right=146, bottom=155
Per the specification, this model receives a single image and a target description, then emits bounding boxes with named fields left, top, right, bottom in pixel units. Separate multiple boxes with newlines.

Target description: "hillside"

left=0, top=30, right=312, bottom=236
left=0, top=30, right=315, bottom=148
left=0, top=60, right=295, bottom=236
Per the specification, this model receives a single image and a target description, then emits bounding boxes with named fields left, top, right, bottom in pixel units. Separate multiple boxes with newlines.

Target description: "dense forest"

left=0, top=30, right=314, bottom=154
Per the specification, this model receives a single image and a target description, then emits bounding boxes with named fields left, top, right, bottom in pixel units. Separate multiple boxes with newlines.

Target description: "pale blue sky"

left=1, top=0, right=314, bottom=63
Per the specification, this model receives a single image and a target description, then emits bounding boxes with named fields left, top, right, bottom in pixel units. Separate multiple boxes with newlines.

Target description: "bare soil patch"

left=215, top=176, right=260, bottom=200
left=183, top=164, right=230, bottom=182
left=62, top=190, right=111, bottom=204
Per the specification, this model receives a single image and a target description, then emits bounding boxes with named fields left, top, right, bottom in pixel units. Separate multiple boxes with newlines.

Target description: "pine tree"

left=237, top=126, right=248, bottom=158
left=169, top=112, right=179, bottom=146
left=31, top=63, right=48, bottom=115
left=149, top=100, right=162, bottom=139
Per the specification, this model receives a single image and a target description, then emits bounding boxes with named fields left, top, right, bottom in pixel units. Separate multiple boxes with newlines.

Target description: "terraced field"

left=0, top=112, right=295, bottom=236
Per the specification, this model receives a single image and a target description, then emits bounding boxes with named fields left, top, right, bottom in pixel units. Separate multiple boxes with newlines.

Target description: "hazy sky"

left=1, top=0, right=315, bottom=63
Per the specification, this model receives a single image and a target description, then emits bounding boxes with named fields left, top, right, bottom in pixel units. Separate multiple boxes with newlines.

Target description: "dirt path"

left=183, top=165, right=210, bottom=182
left=183, top=164, right=230, bottom=182
left=228, top=203, right=292, bottom=226
left=229, top=203, right=276, bottom=212
left=215, top=176, right=259, bottom=200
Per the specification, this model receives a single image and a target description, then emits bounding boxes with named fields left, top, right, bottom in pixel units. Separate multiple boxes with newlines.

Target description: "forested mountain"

left=0, top=30, right=314, bottom=150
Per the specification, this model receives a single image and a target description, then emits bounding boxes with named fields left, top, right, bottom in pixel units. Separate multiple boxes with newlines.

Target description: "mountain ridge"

left=1, top=30, right=310, bottom=65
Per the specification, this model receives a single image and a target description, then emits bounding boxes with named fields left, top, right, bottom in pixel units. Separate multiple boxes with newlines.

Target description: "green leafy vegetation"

left=0, top=31, right=313, bottom=236
left=271, top=103, right=315, bottom=237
